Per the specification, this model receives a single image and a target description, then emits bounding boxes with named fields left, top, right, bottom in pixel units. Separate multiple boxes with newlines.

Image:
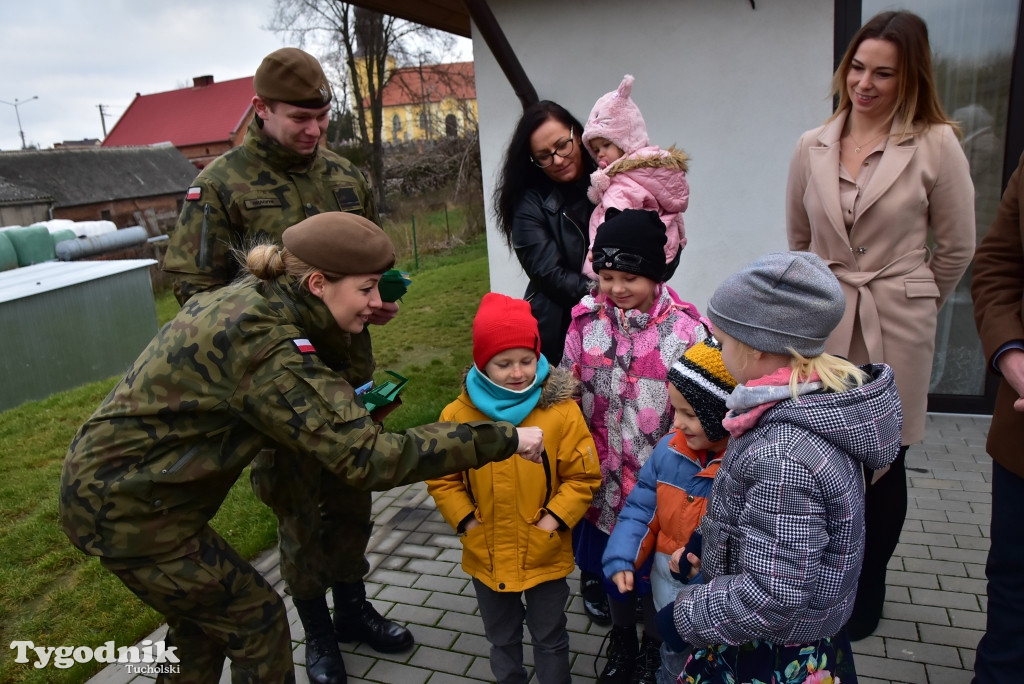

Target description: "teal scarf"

left=465, top=355, right=550, bottom=425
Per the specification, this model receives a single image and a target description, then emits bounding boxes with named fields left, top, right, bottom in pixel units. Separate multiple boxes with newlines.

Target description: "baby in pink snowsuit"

left=581, top=74, right=690, bottom=281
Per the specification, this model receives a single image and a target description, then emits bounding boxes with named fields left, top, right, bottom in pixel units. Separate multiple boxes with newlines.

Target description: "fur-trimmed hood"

left=587, top=146, right=690, bottom=210
left=582, top=146, right=691, bottom=282
left=606, top=145, right=689, bottom=176
left=460, top=364, right=579, bottom=409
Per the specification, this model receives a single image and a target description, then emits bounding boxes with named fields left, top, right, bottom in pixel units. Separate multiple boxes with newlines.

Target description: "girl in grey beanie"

left=657, top=251, right=903, bottom=683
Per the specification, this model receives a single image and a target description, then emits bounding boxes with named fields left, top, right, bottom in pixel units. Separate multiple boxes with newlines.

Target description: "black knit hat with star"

left=591, top=208, right=667, bottom=282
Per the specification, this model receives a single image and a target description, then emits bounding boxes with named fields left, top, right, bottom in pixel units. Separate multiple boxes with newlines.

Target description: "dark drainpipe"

left=462, top=0, right=538, bottom=109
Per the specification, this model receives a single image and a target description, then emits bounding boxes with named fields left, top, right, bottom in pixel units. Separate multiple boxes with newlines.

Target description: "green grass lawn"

left=0, top=236, right=489, bottom=683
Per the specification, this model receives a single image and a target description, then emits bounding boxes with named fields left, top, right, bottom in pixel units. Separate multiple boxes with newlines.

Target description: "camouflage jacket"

left=59, top=277, right=518, bottom=562
left=163, top=117, right=378, bottom=305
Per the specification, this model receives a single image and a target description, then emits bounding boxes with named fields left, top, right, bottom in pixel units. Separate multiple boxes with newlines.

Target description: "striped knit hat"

left=667, top=338, right=737, bottom=443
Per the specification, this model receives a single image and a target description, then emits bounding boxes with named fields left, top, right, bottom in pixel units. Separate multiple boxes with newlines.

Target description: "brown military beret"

left=254, top=47, right=332, bottom=109
left=283, top=213, right=396, bottom=275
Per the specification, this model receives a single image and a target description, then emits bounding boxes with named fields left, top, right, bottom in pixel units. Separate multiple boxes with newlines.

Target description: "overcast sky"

left=0, top=0, right=471, bottom=152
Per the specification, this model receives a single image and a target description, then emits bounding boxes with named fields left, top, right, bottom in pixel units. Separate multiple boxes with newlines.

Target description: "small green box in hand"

left=358, top=371, right=410, bottom=415
left=378, top=269, right=412, bottom=303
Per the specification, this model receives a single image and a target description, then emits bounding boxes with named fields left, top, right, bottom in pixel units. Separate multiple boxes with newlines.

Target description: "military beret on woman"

left=282, top=212, right=396, bottom=275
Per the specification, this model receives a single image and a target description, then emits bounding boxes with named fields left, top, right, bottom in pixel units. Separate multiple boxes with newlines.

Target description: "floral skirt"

left=679, top=632, right=857, bottom=684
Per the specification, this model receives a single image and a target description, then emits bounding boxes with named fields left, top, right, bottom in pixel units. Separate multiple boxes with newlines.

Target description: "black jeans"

left=848, top=445, right=909, bottom=636
left=974, top=459, right=1024, bottom=683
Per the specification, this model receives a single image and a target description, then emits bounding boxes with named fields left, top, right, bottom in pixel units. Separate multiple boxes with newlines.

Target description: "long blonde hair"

left=829, top=10, right=959, bottom=140
left=731, top=337, right=868, bottom=398
left=788, top=350, right=868, bottom=397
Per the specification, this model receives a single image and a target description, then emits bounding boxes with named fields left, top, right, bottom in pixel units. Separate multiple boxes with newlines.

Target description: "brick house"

left=0, top=145, right=199, bottom=233
left=102, top=75, right=255, bottom=169
left=374, top=61, right=477, bottom=144
left=0, top=177, right=51, bottom=227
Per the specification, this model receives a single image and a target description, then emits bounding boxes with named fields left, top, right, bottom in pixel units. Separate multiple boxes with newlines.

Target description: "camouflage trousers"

left=103, top=526, right=294, bottom=683
left=251, top=449, right=372, bottom=600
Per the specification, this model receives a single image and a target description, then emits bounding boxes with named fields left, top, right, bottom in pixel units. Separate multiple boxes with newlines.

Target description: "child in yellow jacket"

left=427, top=293, right=600, bottom=684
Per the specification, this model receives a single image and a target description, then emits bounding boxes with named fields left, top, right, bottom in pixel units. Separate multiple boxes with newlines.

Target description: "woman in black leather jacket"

left=494, top=101, right=597, bottom=366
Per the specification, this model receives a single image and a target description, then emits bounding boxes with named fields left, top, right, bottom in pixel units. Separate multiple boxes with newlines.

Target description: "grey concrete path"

left=88, top=412, right=991, bottom=684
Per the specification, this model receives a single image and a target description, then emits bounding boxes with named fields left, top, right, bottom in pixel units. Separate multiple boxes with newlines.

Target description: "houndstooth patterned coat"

left=668, top=363, right=902, bottom=647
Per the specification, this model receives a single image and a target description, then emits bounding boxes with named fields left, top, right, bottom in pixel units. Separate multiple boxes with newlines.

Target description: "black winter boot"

left=582, top=571, right=612, bottom=625
left=333, top=581, right=414, bottom=653
left=293, top=596, right=347, bottom=684
left=631, top=632, right=661, bottom=684
left=599, top=625, right=638, bottom=684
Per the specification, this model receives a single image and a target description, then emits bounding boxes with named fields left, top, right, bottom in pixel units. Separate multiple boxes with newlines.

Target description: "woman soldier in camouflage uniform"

left=163, top=47, right=413, bottom=683
left=60, top=212, right=545, bottom=683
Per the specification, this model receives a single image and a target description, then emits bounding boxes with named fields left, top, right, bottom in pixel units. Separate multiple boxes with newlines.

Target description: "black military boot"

left=631, top=632, right=661, bottom=684
left=599, top=625, right=638, bottom=684
left=582, top=571, right=612, bottom=625
left=333, top=581, right=414, bottom=653
left=293, top=596, right=347, bottom=684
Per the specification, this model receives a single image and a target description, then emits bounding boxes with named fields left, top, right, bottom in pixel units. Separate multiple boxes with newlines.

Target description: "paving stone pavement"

left=87, top=412, right=991, bottom=684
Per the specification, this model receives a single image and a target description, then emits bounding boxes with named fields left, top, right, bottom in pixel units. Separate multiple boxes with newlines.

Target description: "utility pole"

left=0, top=95, right=39, bottom=150
left=97, top=104, right=110, bottom=138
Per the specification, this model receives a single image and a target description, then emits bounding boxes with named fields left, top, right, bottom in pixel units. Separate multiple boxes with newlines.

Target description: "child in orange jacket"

left=602, top=339, right=736, bottom=683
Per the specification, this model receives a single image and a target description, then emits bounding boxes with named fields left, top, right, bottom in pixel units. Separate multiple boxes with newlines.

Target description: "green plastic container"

left=50, top=229, right=78, bottom=247
left=6, top=225, right=55, bottom=266
left=0, top=232, right=18, bottom=271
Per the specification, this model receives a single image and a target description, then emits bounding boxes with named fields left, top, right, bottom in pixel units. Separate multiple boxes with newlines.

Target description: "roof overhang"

left=350, top=0, right=538, bottom=108
left=347, top=0, right=472, bottom=37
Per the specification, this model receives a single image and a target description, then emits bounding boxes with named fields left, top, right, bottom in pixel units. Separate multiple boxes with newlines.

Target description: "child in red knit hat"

left=426, top=292, right=600, bottom=684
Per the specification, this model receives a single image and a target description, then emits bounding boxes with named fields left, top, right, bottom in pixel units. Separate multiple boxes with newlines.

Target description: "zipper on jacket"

left=162, top=424, right=232, bottom=476
left=464, top=472, right=476, bottom=507
left=198, top=203, right=212, bottom=269
left=162, top=444, right=202, bottom=476
left=562, top=211, right=586, bottom=246
left=540, top=449, right=552, bottom=506
left=461, top=449, right=551, bottom=518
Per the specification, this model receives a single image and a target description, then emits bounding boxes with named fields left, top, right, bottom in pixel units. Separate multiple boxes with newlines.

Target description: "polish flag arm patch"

left=293, top=338, right=316, bottom=353
left=186, top=186, right=202, bottom=201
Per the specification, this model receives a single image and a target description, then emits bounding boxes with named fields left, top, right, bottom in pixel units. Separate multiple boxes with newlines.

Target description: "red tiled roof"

left=102, top=76, right=255, bottom=148
left=374, top=62, right=475, bottom=107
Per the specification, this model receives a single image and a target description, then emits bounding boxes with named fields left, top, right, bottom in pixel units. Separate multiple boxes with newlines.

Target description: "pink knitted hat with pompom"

left=582, top=75, right=650, bottom=158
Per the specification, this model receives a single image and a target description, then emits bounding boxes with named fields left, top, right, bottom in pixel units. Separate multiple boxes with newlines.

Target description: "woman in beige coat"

left=786, top=10, right=975, bottom=641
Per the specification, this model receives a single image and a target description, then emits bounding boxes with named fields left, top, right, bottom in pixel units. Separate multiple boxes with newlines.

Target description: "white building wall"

left=474, top=0, right=836, bottom=313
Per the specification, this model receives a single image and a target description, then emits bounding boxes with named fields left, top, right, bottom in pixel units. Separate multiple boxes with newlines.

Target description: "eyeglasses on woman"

left=531, top=128, right=575, bottom=168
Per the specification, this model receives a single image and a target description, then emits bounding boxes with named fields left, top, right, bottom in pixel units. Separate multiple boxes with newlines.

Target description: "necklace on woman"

left=847, top=130, right=888, bottom=153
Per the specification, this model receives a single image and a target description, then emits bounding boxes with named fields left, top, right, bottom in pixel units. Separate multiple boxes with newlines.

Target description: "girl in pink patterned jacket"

left=581, top=74, right=690, bottom=282
left=560, top=208, right=708, bottom=681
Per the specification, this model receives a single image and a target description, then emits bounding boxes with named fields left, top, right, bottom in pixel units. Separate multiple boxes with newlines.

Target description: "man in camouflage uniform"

left=62, top=213, right=532, bottom=682
left=162, top=48, right=405, bottom=683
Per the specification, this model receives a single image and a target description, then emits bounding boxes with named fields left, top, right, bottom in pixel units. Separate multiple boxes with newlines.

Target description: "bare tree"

left=267, top=0, right=452, bottom=212
left=382, top=55, right=481, bottom=203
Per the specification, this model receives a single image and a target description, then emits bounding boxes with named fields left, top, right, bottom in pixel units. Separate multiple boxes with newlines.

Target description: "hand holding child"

left=669, top=547, right=701, bottom=583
